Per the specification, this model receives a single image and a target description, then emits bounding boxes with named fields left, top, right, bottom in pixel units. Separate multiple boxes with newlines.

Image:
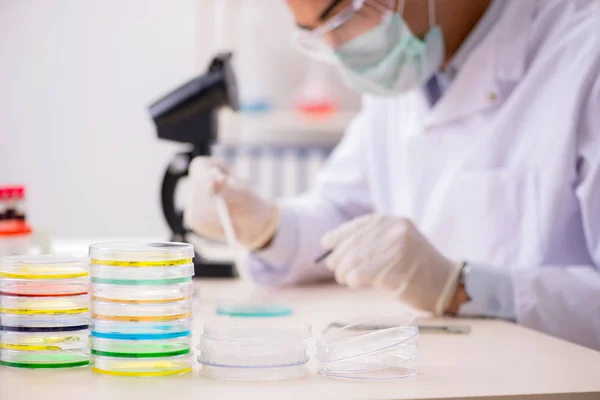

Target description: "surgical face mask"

left=333, top=2, right=444, bottom=96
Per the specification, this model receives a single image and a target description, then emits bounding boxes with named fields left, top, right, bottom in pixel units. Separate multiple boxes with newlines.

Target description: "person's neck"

left=439, top=0, right=492, bottom=69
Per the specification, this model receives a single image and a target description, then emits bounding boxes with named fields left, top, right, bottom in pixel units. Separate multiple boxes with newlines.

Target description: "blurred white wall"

left=0, top=0, right=360, bottom=239
left=0, top=0, right=198, bottom=238
left=196, top=0, right=361, bottom=112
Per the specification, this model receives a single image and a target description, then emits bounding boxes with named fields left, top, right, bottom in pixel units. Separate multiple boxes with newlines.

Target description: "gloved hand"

left=184, top=157, right=280, bottom=250
left=321, top=214, right=463, bottom=315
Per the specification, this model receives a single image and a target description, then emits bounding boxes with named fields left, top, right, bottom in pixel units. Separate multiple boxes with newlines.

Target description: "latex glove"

left=184, top=157, right=279, bottom=250
left=321, top=214, right=462, bottom=315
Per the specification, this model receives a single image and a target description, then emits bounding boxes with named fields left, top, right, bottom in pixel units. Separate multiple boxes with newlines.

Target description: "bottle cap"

left=0, top=220, right=33, bottom=236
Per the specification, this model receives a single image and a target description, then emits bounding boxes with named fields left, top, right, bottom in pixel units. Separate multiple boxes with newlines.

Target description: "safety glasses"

left=293, top=0, right=394, bottom=60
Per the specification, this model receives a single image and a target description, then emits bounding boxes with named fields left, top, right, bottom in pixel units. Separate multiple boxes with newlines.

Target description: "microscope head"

left=149, top=53, right=239, bottom=150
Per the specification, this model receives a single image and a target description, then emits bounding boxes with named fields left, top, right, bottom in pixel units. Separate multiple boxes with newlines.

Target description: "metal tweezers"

left=325, top=322, right=471, bottom=335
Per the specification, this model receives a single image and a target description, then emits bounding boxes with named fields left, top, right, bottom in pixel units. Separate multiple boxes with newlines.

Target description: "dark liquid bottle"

left=0, top=188, right=7, bottom=221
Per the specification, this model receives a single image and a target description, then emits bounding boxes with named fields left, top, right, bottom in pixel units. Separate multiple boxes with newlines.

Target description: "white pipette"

left=211, top=168, right=240, bottom=270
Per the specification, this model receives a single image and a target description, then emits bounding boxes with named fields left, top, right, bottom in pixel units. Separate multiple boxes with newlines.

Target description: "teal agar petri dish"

left=216, top=303, right=293, bottom=318
left=91, top=319, right=191, bottom=338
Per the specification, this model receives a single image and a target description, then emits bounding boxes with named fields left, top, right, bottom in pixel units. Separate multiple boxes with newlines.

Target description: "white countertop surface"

left=2, top=280, right=600, bottom=399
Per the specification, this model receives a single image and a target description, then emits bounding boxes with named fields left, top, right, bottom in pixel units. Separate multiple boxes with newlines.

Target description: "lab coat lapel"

left=424, top=0, right=535, bottom=128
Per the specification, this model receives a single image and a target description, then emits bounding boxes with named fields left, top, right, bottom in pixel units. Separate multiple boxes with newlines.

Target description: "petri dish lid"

left=199, top=360, right=308, bottom=381
left=316, top=313, right=419, bottom=363
left=0, top=255, right=88, bottom=279
left=202, top=319, right=312, bottom=342
left=89, top=241, right=194, bottom=264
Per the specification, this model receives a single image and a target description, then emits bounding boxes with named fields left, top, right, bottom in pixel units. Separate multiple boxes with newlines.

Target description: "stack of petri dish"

left=89, top=242, right=194, bottom=377
left=316, top=313, right=419, bottom=380
left=0, top=255, right=90, bottom=369
left=198, top=319, right=312, bottom=381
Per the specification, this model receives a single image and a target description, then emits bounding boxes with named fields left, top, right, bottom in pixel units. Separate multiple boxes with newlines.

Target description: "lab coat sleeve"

left=512, top=72, right=600, bottom=350
left=458, top=264, right=516, bottom=320
left=242, top=106, right=374, bottom=287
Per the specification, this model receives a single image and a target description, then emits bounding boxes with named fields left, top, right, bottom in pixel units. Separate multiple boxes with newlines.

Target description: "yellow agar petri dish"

left=88, top=242, right=195, bottom=266
left=0, top=294, right=89, bottom=315
left=0, top=255, right=88, bottom=279
left=0, top=330, right=88, bottom=351
left=91, top=354, right=192, bottom=377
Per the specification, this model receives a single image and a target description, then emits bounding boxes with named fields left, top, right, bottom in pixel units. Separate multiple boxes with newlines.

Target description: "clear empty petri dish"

left=199, top=336, right=307, bottom=367
left=90, top=264, right=194, bottom=282
left=91, top=282, right=193, bottom=304
left=92, top=354, right=192, bottom=377
left=91, top=336, right=191, bottom=358
left=198, top=319, right=311, bottom=381
left=202, top=319, right=311, bottom=341
left=0, top=294, right=90, bottom=316
left=91, top=319, right=191, bottom=340
left=1, top=330, right=89, bottom=352
left=89, top=242, right=194, bottom=266
left=0, top=255, right=88, bottom=280
left=0, top=348, right=89, bottom=369
left=91, top=300, right=191, bottom=322
left=0, top=314, right=89, bottom=332
left=316, top=313, right=419, bottom=380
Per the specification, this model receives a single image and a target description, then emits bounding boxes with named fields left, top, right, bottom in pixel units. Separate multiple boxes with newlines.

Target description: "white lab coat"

left=246, top=0, right=600, bottom=349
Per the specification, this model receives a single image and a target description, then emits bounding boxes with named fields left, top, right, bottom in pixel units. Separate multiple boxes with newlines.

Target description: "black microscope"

left=149, top=53, right=239, bottom=278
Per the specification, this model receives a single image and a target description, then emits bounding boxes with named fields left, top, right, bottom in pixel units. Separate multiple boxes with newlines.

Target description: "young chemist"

left=185, top=0, right=600, bottom=350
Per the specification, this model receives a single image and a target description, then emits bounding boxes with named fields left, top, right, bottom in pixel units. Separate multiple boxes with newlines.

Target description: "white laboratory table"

left=1, top=279, right=599, bottom=400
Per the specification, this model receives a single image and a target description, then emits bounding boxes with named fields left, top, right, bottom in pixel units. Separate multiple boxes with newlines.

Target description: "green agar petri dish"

left=91, top=337, right=191, bottom=358
left=91, top=349, right=190, bottom=358
left=0, top=350, right=89, bottom=368
left=216, top=304, right=293, bottom=318
left=0, top=360, right=89, bottom=369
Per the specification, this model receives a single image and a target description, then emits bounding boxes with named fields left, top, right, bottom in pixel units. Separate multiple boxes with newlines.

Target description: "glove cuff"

left=433, top=261, right=465, bottom=316
left=244, top=205, right=281, bottom=251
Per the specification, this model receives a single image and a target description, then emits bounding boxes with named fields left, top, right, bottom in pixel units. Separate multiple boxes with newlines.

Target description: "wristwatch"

left=444, top=261, right=471, bottom=316
left=459, top=262, right=471, bottom=287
